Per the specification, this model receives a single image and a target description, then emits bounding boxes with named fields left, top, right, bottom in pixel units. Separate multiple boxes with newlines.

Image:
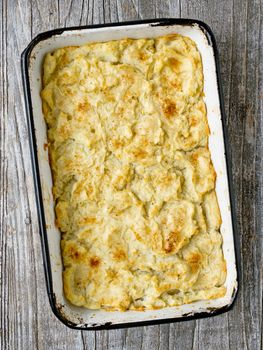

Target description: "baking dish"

left=21, top=18, right=238, bottom=329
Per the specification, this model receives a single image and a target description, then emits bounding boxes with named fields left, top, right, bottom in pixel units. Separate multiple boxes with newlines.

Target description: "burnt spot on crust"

left=132, top=148, right=148, bottom=159
left=190, top=151, right=200, bottom=165
left=90, top=256, right=100, bottom=268
left=170, top=80, right=182, bottom=90
left=111, top=139, right=125, bottom=149
left=77, top=101, right=90, bottom=112
left=68, top=246, right=83, bottom=261
left=131, top=138, right=150, bottom=159
left=112, top=248, right=126, bottom=261
left=168, top=57, right=181, bottom=71
left=187, top=252, right=202, bottom=272
left=79, top=217, right=97, bottom=225
left=138, top=51, right=147, bottom=61
left=164, top=230, right=182, bottom=253
left=162, top=98, right=177, bottom=119
left=190, top=116, right=198, bottom=127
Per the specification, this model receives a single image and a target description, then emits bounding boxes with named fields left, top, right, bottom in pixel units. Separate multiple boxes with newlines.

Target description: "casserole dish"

left=21, top=18, right=238, bottom=329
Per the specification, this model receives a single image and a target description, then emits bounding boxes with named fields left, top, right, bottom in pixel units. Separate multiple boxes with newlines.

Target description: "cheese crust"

left=41, top=34, right=226, bottom=311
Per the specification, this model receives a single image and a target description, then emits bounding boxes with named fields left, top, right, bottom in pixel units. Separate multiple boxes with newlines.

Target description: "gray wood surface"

left=1, top=0, right=262, bottom=349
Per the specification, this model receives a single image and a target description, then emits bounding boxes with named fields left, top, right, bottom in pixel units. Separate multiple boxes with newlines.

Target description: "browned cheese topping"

left=41, top=34, right=226, bottom=311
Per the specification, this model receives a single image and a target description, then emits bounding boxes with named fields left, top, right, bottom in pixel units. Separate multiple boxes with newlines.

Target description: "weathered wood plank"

left=239, top=2, right=262, bottom=350
left=0, top=0, right=262, bottom=349
left=0, top=0, right=84, bottom=349
left=1, top=1, right=41, bottom=348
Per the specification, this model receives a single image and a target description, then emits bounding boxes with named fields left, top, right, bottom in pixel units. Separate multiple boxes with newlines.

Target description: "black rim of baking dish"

left=21, top=18, right=240, bottom=330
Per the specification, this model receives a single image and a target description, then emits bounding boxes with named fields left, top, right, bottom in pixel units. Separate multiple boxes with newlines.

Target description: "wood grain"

left=0, top=0, right=262, bottom=349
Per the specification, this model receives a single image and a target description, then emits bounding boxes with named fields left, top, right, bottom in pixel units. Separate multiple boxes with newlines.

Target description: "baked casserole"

left=41, top=34, right=226, bottom=311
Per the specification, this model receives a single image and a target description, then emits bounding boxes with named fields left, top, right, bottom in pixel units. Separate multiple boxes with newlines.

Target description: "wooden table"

left=1, top=0, right=262, bottom=349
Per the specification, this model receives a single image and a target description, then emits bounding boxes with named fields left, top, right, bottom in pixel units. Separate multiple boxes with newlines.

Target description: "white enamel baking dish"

left=21, top=18, right=238, bottom=329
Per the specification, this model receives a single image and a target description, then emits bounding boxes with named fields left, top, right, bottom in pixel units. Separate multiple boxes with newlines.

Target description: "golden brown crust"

left=41, top=34, right=226, bottom=311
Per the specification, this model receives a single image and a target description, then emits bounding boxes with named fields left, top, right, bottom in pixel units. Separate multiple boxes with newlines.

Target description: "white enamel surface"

left=27, top=22, right=237, bottom=327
